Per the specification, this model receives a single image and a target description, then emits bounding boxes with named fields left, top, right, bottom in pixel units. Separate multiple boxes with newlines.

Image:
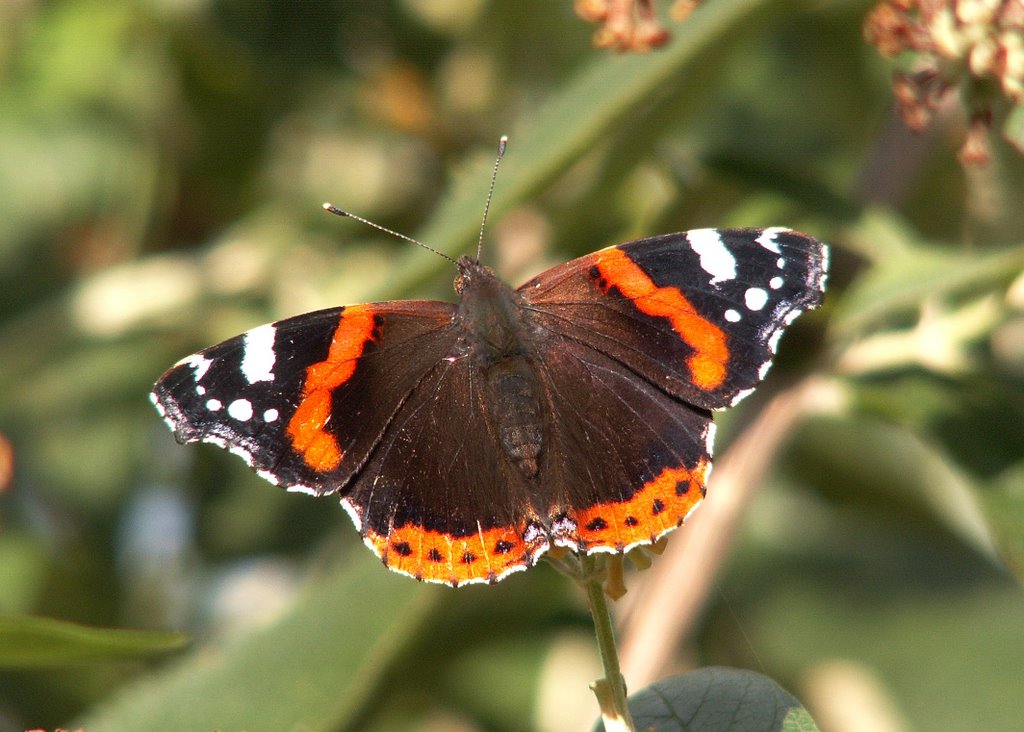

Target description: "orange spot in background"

left=286, top=305, right=377, bottom=472
left=0, top=433, right=13, bottom=493
left=595, top=248, right=729, bottom=390
left=570, top=459, right=709, bottom=550
left=366, top=522, right=545, bottom=586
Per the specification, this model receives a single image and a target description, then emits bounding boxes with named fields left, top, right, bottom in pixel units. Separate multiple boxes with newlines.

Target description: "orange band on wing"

left=286, top=305, right=377, bottom=472
left=570, top=458, right=709, bottom=551
left=365, top=521, right=547, bottom=587
left=595, top=248, right=729, bottom=390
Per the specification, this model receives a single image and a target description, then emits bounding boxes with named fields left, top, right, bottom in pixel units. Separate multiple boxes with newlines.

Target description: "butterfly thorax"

left=455, top=256, right=545, bottom=478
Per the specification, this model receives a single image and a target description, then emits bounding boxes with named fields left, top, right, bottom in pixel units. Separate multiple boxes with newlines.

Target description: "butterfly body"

left=455, top=256, right=549, bottom=479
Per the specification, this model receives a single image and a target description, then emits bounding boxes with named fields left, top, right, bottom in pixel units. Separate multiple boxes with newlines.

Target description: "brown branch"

left=617, top=375, right=833, bottom=688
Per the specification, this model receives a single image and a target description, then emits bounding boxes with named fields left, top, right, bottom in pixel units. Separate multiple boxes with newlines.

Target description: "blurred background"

left=1, top=0, right=1023, bottom=730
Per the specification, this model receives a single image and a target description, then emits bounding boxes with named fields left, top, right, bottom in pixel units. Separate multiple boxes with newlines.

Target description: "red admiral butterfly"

left=152, top=150, right=827, bottom=587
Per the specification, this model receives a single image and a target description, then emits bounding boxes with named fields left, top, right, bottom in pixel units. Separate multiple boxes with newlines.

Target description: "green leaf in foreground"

left=0, top=615, right=188, bottom=667
left=593, top=667, right=819, bottom=732
left=73, top=555, right=438, bottom=732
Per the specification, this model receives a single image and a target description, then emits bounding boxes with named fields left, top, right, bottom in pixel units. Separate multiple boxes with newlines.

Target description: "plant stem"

left=582, top=555, right=635, bottom=732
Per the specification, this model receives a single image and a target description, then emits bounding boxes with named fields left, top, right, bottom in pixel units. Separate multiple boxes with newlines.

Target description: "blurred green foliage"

left=1, top=0, right=1022, bottom=730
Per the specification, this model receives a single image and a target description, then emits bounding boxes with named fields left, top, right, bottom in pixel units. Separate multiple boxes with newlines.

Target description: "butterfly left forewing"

left=151, top=301, right=458, bottom=497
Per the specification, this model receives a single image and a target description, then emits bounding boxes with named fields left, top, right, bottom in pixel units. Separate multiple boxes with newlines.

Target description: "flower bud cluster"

left=576, top=0, right=704, bottom=51
left=865, top=0, right=1024, bottom=164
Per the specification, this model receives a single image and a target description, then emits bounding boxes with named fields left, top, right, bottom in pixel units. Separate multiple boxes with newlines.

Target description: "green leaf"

left=0, top=615, right=188, bottom=667
left=782, top=706, right=822, bottom=732
left=593, top=667, right=819, bottom=732
left=979, top=461, right=1024, bottom=584
left=73, top=556, right=439, bottom=732
left=830, top=213, right=1024, bottom=339
left=1003, top=105, right=1024, bottom=156
left=747, top=579, right=1024, bottom=731
left=358, top=0, right=775, bottom=303
left=788, top=415, right=997, bottom=556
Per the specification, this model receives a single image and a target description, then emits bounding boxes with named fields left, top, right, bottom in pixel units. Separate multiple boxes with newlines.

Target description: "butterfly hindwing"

left=345, top=351, right=550, bottom=585
left=530, top=334, right=712, bottom=552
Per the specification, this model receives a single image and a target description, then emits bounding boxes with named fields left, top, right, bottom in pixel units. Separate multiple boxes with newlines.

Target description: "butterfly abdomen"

left=457, top=259, right=548, bottom=479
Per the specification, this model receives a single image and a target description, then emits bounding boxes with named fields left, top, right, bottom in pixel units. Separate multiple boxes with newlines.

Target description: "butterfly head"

left=454, top=255, right=500, bottom=295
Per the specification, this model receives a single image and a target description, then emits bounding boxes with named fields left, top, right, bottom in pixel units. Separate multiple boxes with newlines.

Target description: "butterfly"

left=152, top=143, right=827, bottom=587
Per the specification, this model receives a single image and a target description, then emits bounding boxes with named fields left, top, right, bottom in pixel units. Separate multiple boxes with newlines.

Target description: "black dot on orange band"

left=461, top=552, right=477, bottom=564
left=652, top=498, right=665, bottom=515
left=586, top=517, right=608, bottom=532
left=588, top=266, right=610, bottom=290
left=624, top=516, right=639, bottom=526
left=675, top=480, right=689, bottom=495
left=392, top=541, right=413, bottom=556
left=427, top=548, right=443, bottom=562
left=494, top=540, right=515, bottom=554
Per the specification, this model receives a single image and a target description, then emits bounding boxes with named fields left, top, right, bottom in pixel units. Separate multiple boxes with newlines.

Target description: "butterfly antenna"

left=476, top=135, right=508, bottom=263
left=322, top=203, right=458, bottom=265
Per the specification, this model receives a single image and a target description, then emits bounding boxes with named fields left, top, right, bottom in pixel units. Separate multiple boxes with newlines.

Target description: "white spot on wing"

left=263, top=408, right=279, bottom=423
left=766, top=309, right=808, bottom=353
left=523, top=523, right=547, bottom=545
left=229, top=444, right=255, bottom=465
left=745, top=287, right=768, bottom=311
left=769, top=276, right=784, bottom=290
left=818, top=244, right=830, bottom=291
left=228, top=398, right=253, bottom=421
left=756, top=227, right=786, bottom=254
left=206, top=398, right=223, bottom=411
left=725, top=309, right=741, bottom=323
left=704, top=421, right=717, bottom=453
left=551, top=515, right=578, bottom=540
left=175, top=353, right=212, bottom=382
left=256, top=468, right=282, bottom=486
left=581, top=542, right=618, bottom=554
left=687, top=229, right=736, bottom=284
left=340, top=497, right=363, bottom=528
left=241, top=324, right=277, bottom=384
left=728, top=386, right=756, bottom=406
